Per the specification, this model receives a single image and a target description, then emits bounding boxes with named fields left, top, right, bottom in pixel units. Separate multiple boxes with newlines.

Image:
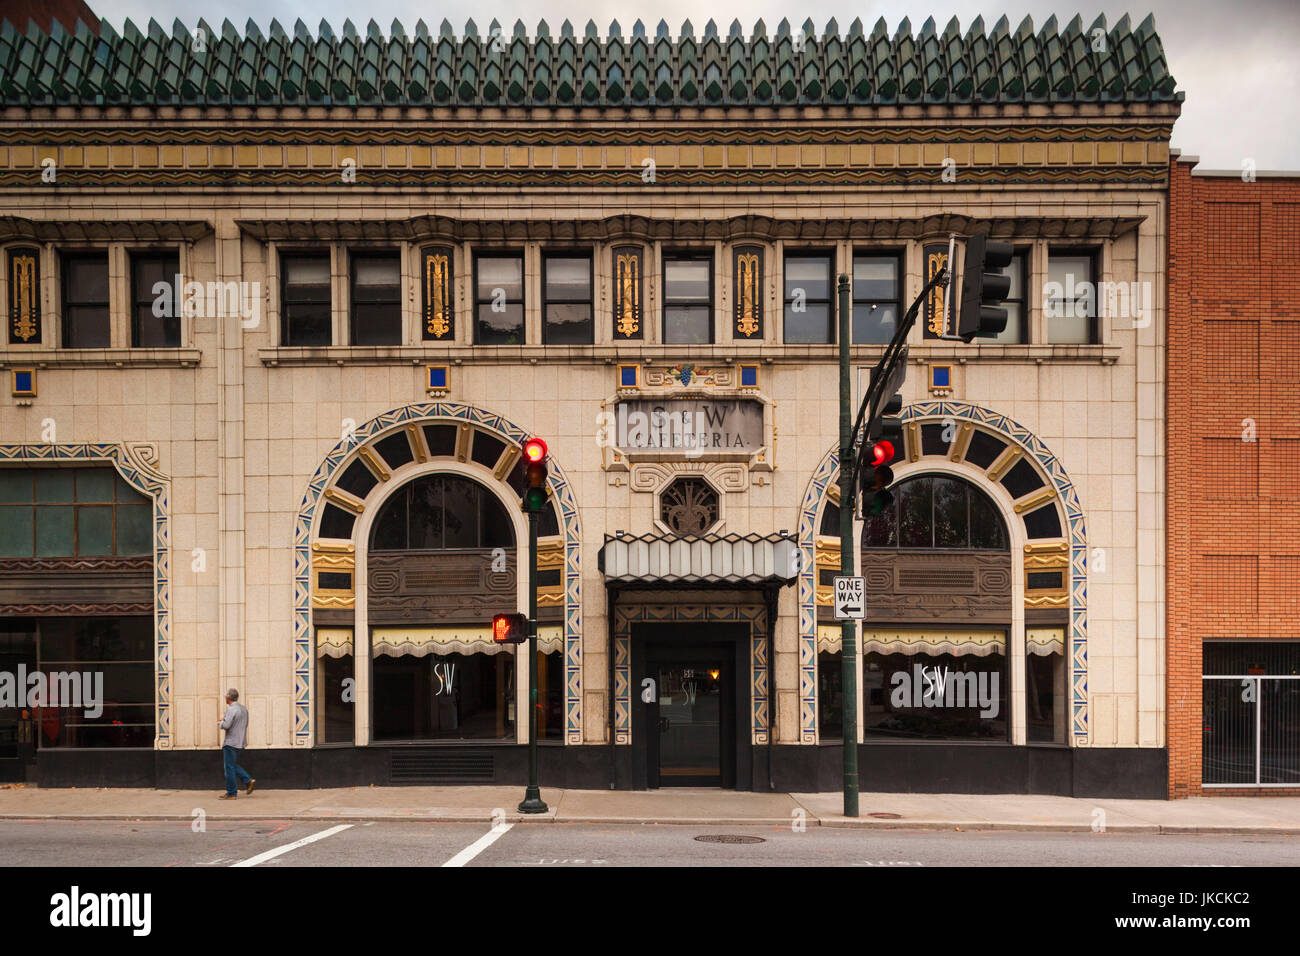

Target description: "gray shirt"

left=220, top=701, right=248, bottom=750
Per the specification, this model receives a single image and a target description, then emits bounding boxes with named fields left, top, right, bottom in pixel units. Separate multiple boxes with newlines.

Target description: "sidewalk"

left=2, top=784, right=1299, bottom=832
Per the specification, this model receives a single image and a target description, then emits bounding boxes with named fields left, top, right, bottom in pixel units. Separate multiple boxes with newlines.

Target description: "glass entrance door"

left=656, top=662, right=723, bottom=786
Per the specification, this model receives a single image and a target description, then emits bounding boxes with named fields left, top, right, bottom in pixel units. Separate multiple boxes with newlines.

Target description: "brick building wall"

left=1167, top=156, right=1300, bottom=796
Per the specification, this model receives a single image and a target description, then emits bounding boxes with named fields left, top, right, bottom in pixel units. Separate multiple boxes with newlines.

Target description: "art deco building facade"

left=0, top=14, right=1174, bottom=795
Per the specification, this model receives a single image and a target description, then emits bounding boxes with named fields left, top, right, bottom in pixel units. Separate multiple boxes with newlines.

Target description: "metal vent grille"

left=897, top=568, right=976, bottom=591
left=389, top=749, right=495, bottom=784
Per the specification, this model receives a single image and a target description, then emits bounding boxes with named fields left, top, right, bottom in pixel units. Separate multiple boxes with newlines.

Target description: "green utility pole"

left=518, top=505, right=547, bottom=813
left=837, top=273, right=859, bottom=819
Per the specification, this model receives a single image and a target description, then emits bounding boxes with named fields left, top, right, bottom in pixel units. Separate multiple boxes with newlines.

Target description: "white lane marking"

left=442, top=822, right=514, bottom=868
left=230, top=824, right=353, bottom=868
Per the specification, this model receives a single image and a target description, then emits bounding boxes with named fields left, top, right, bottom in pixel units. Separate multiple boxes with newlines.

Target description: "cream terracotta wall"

left=0, top=180, right=1164, bottom=751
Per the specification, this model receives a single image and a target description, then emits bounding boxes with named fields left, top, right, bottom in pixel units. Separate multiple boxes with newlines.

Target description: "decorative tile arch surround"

left=0, top=442, right=172, bottom=745
left=796, top=401, right=1089, bottom=744
left=293, top=402, right=583, bottom=745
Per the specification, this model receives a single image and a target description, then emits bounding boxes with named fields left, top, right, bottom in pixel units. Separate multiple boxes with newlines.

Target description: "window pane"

left=352, top=255, right=399, bottom=294
left=74, top=468, right=114, bottom=504
left=545, top=257, right=590, bottom=300
left=897, top=477, right=932, bottom=548
left=132, top=256, right=177, bottom=302
left=35, top=505, right=74, bottom=556
left=285, top=256, right=331, bottom=288
left=441, top=477, right=479, bottom=548
left=115, top=503, right=152, bottom=554
left=1047, top=254, right=1094, bottom=344
left=665, top=259, right=710, bottom=300
left=0, top=470, right=32, bottom=503
left=77, top=505, right=114, bottom=555
left=65, top=306, right=110, bottom=348
left=545, top=303, right=593, bottom=343
left=351, top=303, right=401, bottom=346
left=476, top=303, right=525, bottom=344
left=852, top=302, right=898, bottom=344
left=408, top=480, right=444, bottom=549
left=853, top=256, right=897, bottom=299
left=36, top=470, right=74, bottom=502
left=371, top=651, right=515, bottom=741
left=969, top=495, right=1008, bottom=549
left=135, top=305, right=181, bottom=348
left=371, top=491, right=408, bottom=550
left=784, top=256, right=831, bottom=301
left=66, top=256, right=110, bottom=301
left=784, top=302, right=832, bottom=344
left=283, top=255, right=332, bottom=346
left=477, top=257, right=523, bottom=300
left=481, top=492, right=515, bottom=548
left=0, top=505, right=33, bottom=556
left=932, top=477, right=968, bottom=548
left=862, top=507, right=896, bottom=547
left=818, top=652, right=844, bottom=739
left=664, top=306, right=711, bottom=344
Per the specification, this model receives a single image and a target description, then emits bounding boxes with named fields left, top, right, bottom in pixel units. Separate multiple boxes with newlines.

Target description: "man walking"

left=218, top=688, right=255, bottom=798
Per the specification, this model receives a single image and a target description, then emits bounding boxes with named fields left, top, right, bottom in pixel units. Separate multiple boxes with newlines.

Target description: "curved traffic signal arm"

left=521, top=437, right=549, bottom=513
left=957, top=233, right=1015, bottom=342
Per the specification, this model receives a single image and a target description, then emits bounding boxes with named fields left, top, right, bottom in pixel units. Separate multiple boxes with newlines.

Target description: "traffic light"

left=957, top=233, right=1015, bottom=342
left=864, top=439, right=898, bottom=515
left=492, top=612, right=528, bottom=644
left=521, top=437, right=548, bottom=513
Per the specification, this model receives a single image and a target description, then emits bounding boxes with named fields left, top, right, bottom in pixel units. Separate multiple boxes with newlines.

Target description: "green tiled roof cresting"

left=0, top=13, right=1179, bottom=108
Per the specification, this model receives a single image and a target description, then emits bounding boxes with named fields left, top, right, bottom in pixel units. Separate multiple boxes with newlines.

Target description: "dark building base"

left=32, top=741, right=1168, bottom=799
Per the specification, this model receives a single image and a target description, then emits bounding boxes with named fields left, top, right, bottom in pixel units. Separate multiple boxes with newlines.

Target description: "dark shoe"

left=245, top=779, right=255, bottom=795
left=219, top=793, right=237, bottom=799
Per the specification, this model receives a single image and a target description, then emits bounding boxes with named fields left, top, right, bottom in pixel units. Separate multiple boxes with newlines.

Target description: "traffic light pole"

left=836, top=264, right=949, bottom=818
left=837, top=274, right=859, bottom=818
left=518, top=506, right=547, bottom=814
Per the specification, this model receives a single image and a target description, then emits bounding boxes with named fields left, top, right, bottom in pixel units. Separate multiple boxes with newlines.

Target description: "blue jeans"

left=222, top=745, right=251, bottom=796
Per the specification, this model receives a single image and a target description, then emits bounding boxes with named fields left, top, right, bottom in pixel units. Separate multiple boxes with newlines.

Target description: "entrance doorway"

left=633, top=623, right=748, bottom=789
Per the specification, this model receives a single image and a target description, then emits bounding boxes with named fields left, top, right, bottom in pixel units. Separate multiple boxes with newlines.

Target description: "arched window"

left=862, top=474, right=1008, bottom=550
left=370, top=474, right=515, bottom=551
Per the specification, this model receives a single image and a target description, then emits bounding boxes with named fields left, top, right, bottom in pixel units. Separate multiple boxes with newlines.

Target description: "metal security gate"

left=1202, top=675, right=1300, bottom=788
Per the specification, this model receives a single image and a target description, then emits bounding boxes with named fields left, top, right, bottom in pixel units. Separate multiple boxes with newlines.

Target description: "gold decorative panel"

left=7, top=248, right=40, bottom=344
left=421, top=247, right=453, bottom=340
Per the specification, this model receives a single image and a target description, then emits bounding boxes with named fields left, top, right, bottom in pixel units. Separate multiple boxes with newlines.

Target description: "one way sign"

left=833, top=576, right=865, bottom=620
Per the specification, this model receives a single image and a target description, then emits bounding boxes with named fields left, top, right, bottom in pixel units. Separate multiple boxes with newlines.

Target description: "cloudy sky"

left=87, top=0, right=1300, bottom=169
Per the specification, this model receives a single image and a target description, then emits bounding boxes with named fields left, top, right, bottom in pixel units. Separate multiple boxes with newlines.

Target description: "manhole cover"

left=868, top=812, right=902, bottom=819
left=694, top=834, right=765, bottom=844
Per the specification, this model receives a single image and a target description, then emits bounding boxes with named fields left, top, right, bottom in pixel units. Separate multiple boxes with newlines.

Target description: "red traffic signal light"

left=523, top=438, right=548, bottom=463
left=871, top=440, right=895, bottom=467
left=521, top=437, right=549, bottom=513
left=493, top=613, right=528, bottom=644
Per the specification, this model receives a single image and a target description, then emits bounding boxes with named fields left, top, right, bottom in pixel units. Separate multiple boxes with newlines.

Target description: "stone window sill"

left=257, top=343, right=1124, bottom=366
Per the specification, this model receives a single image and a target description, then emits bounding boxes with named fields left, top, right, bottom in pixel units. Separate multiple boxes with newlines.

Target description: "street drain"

left=694, top=834, right=765, bottom=844
left=868, top=812, right=902, bottom=819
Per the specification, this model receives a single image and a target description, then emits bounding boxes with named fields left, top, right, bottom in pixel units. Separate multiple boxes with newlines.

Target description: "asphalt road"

left=2, top=819, right=1296, bottom=867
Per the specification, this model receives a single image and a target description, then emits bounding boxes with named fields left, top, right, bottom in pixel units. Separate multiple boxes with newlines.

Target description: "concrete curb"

left=2, top=812, right=1297, bottom=834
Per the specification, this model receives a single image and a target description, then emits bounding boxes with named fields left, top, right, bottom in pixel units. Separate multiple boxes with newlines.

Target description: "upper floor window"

left=350, top=252, right=402, bottom=346
left=475, top=253, right=525, bottom=344
left=852, top=253, right=900, bottom=344
left=280, top=253, right=332, bottom=347
left=1046, top=251, right=1098, bottom=344
left=863, top=474, right=1009, bottom=550
left=370, top=473, right=514, bottom=550
left=989, top=250, right=1028, bottom=344
left=543, top=254, right=593, bottom=344
left=131, top=251, right=181, bottom=347
left=61, top=252, right=110, bottom=348
left=662, top=253, right=712, bottom=344
left=0, top=467, right=152, bottom=558
left=783, top=252, right=834, bottom=344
